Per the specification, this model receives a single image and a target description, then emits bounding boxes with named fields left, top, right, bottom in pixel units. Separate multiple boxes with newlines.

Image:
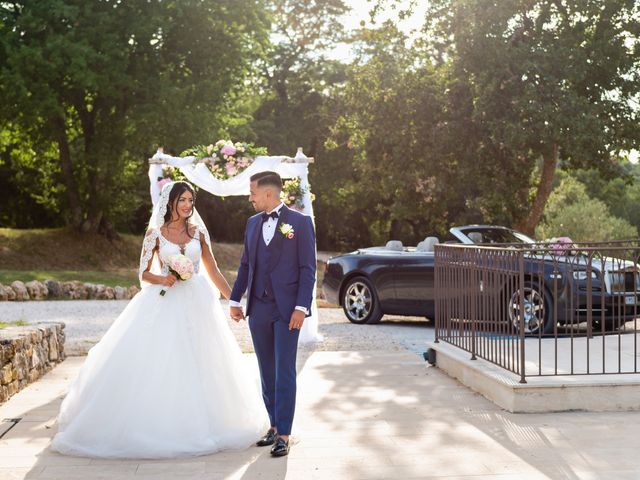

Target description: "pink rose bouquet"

left=160, top=254, right=194, bottom=296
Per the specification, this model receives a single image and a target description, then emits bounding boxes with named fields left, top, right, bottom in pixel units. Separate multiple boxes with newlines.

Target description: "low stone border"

left=0, top=280, right=140, bottom=301
left=0, top=322, right=65, bottom=403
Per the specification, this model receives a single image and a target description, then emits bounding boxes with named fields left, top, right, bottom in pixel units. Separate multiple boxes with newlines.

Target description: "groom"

left=229, top=171, right=316, bottom=457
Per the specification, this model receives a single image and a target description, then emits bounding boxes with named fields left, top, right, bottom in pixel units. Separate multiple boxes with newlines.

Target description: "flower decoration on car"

left=545, top=236, right=576, bottom=256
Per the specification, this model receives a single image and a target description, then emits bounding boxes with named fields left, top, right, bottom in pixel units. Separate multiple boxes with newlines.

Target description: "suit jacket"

left=230, top=206, right=316, bottom=321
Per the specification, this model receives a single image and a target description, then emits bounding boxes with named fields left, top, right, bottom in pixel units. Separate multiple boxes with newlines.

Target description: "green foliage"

left=325, top=23, right=457, bottom=246
left=244, top=0, right=353, bottom=248
left=424, top=0, right=640, bottom=232
left=571, top=162, right=640, bottom=235
left=3, top=0, right=640, bottom=252
left=0, top=125, right=64, bottom=227
left=249, top=0, right=350, bottom=154
left=0, top=0, right=269, bottom=234
left=536, top=176, right=638, bottom=241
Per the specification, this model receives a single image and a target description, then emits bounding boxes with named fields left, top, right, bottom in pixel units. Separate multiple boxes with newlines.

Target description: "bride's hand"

left=159, top=274, right=177, bottom=287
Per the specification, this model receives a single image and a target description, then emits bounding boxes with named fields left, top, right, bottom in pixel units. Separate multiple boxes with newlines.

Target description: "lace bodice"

left=138, top=226, right=207, bottom=282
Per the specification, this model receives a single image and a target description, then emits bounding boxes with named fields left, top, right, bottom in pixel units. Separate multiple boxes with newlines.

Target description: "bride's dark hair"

left=164, top=182, right=196, bottom=238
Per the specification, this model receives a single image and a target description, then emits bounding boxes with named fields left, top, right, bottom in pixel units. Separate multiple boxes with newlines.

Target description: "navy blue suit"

left=230, top=206, right=316, bottom=435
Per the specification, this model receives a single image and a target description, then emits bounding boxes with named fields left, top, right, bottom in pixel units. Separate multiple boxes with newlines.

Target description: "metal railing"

left=434, top=241, right=640, bottom=383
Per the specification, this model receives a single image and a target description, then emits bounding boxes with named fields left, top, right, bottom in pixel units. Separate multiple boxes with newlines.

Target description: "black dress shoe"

left=256, top=429, right=277, bottom=447
left=270, top=437, right=290, bottom=457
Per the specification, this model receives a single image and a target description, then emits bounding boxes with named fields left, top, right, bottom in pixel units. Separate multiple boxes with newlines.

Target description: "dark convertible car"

left=322, top=225, right=640, bottom=334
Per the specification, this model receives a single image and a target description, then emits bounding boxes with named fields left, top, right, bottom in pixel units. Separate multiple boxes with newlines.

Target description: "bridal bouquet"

left=160, top=254, right=194, bottom=296
left=180, top=140, right=268, bottom=180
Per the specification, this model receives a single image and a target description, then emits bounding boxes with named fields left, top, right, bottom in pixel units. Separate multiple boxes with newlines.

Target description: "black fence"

left=434, top=241, right=640, bottom=383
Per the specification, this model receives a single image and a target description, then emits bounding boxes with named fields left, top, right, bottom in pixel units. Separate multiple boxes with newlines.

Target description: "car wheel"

left=342, top=276, right=383, bottom=324
left=508, top=281, right=555, bottom=335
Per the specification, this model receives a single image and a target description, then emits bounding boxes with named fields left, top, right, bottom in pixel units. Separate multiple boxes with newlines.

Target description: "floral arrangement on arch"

left=157, top=166, right=186, bottom=190
left=181, top=140, right=267, bottom=180
left=281, top=176, right=314, bottom=211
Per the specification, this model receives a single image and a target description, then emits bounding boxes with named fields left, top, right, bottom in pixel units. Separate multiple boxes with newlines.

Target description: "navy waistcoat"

left=252, top=233, right=274, bottom=300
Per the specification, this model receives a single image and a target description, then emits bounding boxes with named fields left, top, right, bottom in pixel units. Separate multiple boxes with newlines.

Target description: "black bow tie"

left=261, top=211, right=279, bottom=222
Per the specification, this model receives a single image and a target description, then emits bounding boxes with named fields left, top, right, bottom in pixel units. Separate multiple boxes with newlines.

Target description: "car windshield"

left=460, top=228, right=535, bottom=244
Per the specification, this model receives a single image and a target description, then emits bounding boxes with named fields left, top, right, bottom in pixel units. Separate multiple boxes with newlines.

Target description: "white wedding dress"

left=52, top=226, right=269, bottom=458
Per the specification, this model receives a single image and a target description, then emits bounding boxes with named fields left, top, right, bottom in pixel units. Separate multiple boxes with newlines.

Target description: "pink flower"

left=221, top=144, right=237, bottom=156
left=225, top=163, right=237, bottom=176
left=160, top=254, right=194, bottom=296
left=157, top=178, right=172, bottom=189
left=279, top=223, right=295, bottom=239
left=550, top=237, right=573, bottom=255
left=168, top=255, right=194, bottom=280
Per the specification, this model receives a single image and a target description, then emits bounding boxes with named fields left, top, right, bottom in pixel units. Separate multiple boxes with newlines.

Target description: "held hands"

left=289, top=310, right=305, bottom=331
left=230, top=306, right=245, bottom=322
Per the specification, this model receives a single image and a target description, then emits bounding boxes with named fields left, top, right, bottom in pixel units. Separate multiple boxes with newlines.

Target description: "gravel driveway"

left=0, top=300, right=434, bottom=356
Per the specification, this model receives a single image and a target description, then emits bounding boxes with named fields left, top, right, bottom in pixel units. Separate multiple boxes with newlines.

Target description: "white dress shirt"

left=262, top=202, right=285, bottom=245
left=229, top=203, right=308, bottom=315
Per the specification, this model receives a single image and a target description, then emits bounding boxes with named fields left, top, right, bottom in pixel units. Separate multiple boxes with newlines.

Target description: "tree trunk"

left=516, top=144, right=558, bottom=236
left=81, top=209, right=103, bottom=233
left=54, top=116, right=83, bottom=229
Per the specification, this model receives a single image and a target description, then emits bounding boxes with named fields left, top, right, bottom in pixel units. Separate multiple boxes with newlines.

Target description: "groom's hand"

left=289, top=310, right=305, bottom=331
left=230, top=306, right=245, bottom=322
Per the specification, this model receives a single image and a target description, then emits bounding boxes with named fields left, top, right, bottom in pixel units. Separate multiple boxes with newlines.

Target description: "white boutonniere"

left=279, top=223, right=295, bottom=239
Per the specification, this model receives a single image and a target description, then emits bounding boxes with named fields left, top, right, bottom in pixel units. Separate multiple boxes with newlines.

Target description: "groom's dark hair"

left=251, top=171, right=282, bottom=191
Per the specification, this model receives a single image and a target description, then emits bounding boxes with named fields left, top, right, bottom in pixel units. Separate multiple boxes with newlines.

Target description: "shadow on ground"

left=299, top=350, right=636, bottom=479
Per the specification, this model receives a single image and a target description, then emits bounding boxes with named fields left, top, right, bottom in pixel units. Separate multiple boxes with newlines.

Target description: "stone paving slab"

left=2, top=350, right=640, bottom=479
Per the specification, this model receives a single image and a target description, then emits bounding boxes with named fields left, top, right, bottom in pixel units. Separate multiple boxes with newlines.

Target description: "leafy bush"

left=536, top=177, right=638, bottom=241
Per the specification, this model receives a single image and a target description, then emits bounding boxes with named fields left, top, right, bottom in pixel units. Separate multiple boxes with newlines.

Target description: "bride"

left=52, top=181, right=268, bottom=458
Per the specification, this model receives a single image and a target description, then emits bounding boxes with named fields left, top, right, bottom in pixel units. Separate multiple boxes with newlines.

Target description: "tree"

left=263, top=0, right=349, bottom=104
left=238, top=0, right=351, bottom=249
left=572, top=161, right=640, bottom=235
left=326, top=24, right=456, bottom=246
left=0, top=124, right=62, bottom=228
left=424, top=0, right=640, bottom=235
left=536, top=176, right=637, bottom=241
left=0, top=0, right=268, bottom=235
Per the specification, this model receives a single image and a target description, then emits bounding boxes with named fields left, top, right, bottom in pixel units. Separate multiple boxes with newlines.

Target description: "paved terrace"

left=1, top=304, right=640, bottom=479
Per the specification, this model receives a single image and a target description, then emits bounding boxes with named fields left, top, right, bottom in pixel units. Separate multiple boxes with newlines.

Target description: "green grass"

left=0, top=228, right=327, bottom=296
left=0, top=227, right=142, bottom=270
left=0, top=270, right=138, bottom=288
left=0, top=320, right=28, bottom=329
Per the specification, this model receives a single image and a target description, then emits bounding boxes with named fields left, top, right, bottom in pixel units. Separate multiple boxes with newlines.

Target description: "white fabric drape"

left=148, top=150, right=322, bottom=343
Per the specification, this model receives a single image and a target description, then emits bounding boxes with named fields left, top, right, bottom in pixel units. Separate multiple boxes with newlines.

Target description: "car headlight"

left=572, top=270, right=598, bottom=281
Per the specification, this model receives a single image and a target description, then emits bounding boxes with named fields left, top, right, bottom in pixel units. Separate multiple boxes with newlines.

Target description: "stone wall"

left=0, top=323, right=66, bottom=403
left=0, top=280, right=140, bottom=302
